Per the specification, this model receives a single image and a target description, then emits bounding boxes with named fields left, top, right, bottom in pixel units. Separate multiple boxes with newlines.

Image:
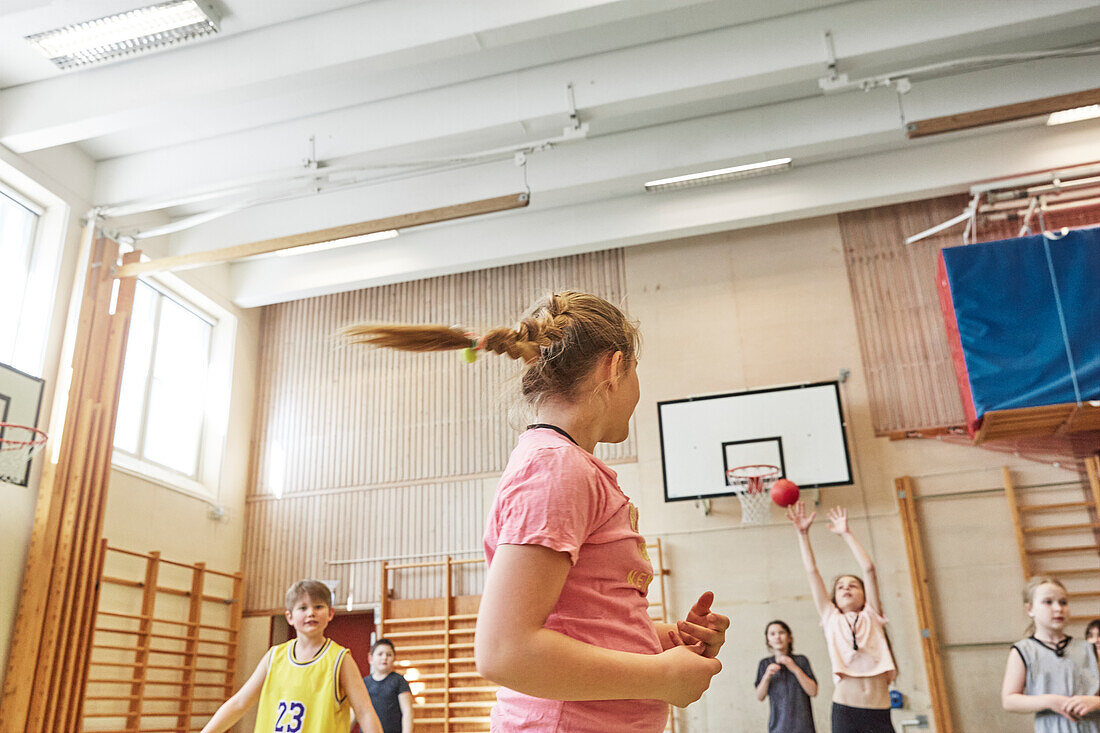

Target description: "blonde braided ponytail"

left=340, top=290, right=637, bottom=406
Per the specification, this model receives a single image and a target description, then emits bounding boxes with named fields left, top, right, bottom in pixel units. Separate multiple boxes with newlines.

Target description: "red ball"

left=770, top=478, right=800, bottom=507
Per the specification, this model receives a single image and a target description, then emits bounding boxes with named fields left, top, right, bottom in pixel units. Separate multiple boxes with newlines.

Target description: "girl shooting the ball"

left=787, top=502, right=897, bottom=733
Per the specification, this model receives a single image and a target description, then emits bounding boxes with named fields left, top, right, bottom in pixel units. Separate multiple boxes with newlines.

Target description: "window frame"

left=0, top=175, right=64, bottom=375
left=110, top=270, right=236, bottom=502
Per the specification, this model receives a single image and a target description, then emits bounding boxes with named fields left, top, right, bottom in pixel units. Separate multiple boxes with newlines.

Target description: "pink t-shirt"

left=821, top=604, right=897, bottom=683
left=483, top=428, right=668, bottom=732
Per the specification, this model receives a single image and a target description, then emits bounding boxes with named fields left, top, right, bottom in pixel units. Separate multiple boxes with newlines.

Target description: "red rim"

left=726, top=464, right=780, bottom=479
left=726, top=464, right=780, bottom=494
left=0, top=423, right=49, bottom=449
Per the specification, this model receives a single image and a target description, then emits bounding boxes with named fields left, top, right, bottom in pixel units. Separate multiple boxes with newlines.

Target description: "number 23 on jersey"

left=274, top=700, right=306, bottom=732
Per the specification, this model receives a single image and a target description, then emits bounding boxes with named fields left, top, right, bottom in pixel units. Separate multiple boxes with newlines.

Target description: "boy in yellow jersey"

left=201, top=580, right=382, bottom=733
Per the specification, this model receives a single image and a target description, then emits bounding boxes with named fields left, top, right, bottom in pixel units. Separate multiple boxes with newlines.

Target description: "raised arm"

left=786, top=502, right=830, bottom=617
left=475, top=543, right=721, bottom=707
left=199, top=652, right=270, bottom=733
left=827, top=507, right=883, bottom=613
left=339, top=654, right=382, bottom=733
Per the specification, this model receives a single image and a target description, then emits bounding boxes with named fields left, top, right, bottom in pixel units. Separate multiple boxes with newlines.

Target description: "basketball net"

left=726, top=465, right=779, bottom=526
left=0, top=423, right=49, bottom=485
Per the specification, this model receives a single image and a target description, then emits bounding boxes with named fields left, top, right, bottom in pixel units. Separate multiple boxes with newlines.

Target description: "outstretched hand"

left=785, top=501, right=815, bottom=534
left=827, top=506, right=849, bottom=535
left=671, top=592, right=729, bottom=659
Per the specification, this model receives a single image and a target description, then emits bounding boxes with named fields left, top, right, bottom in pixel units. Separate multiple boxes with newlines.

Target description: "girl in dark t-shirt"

left=755, top=620, right=818, bottom=733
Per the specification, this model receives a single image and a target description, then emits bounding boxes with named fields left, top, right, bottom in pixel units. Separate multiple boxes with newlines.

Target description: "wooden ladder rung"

left=1018, top=501, right=1096, bottom=513
left=398, top=643, right=474, bottom=653
left=380, top=629, right=445, bottom=640
left=415, top=671, right=485, bottom=681
left=1027, top=545, right=1100, bottom=557
left=1023, top=522, right=1100, bottom=535
left=1068, top=591, right=1100, bottom=599
left=1035, top=568, right=1100, bottom=577
left=384, top=616, right=447, bottom=624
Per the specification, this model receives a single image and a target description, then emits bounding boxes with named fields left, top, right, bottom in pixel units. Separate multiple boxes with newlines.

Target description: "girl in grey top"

left=1002, top=577, right=1100, bottom=732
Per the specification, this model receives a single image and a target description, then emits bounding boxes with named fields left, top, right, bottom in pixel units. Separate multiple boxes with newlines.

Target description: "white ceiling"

left=2, top=0, right=1100, bottom=306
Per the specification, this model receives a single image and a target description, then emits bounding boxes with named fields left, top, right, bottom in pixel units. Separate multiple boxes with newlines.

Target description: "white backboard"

left=657, top=381, right=851, bottom=502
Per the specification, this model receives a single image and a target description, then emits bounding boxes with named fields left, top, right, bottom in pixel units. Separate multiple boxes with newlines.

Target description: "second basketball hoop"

left=726, top=464, right=780, bottom=526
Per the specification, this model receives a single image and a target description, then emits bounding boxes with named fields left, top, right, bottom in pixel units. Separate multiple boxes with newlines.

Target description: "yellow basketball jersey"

left=254, top=638, right=351, bottom=733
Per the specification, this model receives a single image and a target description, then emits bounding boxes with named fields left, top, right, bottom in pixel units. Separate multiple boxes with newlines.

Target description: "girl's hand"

left=785, top=501, right=815, bottom=534
left=774, top=654, right=794, bottom=669
left=764, top=662, right=782, bottom=678
left=827, top=506, right=849, bottom=535
left=1044, top=694, right=1078, bottom=721
left=674, top=592, right=730, bottom=659
left=658, top=644, right=722, bottom=708
left=1065, top=696, right=1100, bottom=718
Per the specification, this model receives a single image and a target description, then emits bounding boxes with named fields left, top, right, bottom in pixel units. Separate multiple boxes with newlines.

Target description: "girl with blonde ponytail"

left=343, top=291, right=727, bottom=732
left=1002, top=576, right=1100, bottom=731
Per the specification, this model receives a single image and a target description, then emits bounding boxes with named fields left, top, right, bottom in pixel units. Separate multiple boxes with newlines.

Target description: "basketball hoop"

left=726, top=465, right=780, bottom=526
left=0, top=423, right=49, bottom=486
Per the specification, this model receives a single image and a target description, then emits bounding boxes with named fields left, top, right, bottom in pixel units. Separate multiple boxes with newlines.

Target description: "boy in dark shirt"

left=363, top=638, right=413, bottom=733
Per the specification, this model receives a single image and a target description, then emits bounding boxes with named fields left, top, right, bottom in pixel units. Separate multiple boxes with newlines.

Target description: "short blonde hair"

left=285, top=580, right=332, bottom=611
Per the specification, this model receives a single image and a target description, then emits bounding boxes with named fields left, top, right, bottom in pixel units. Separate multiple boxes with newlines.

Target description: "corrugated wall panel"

left=243, top=250, right=632, bottom=610
left=242, top=479, right=488, bottom=611
left=838, top=196, right=971, bottom=435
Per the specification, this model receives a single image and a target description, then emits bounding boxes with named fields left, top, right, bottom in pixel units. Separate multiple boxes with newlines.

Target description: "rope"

left=1042, top=235, right=1082, bottom=403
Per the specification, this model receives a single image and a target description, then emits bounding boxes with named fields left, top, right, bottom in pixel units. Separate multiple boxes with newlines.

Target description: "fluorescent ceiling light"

left=645, top=158, right=792, bottom=192
left=25, top=1, right=219, bottom=70
left=1047, top=104, right=1100, bottom=126
left=275, top=230, right=399, bottom=257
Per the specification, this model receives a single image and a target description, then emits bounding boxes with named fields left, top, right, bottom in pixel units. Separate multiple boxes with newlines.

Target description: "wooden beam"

left=126, top=551, right=160, bottom=730
left=177, top=563, right=206, bottom=732
left=115, top=192, right=530, bottom=278
left=1001, top=467, right=1033, bottom=579
left=906, top=88, right=1100, bottom=139
left=895, top=477, right=955, bottom=733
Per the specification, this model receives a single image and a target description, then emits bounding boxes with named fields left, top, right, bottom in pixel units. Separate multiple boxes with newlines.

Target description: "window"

left=0, top=183, right=49, bottom=372
left=112, top=275, right=235, bottom=498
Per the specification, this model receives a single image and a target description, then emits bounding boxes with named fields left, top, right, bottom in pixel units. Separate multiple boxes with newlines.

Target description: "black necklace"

left=526, top=423, right=578, bottom=446
left=1030, top=634, right=1071, bottom=657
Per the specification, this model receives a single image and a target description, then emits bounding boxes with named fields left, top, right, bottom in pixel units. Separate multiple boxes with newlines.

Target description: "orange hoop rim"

left=726, top=464, right=780, bottom=494
left=0, top=423, right=49, bottom=450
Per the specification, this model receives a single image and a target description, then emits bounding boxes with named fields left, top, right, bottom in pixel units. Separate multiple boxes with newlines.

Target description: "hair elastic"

left=462, top=333, right=484, bottom=363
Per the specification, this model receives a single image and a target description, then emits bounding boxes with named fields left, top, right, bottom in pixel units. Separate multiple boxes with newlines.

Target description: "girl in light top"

left=343, top=291, right=726, bottom=733
left=787, top=502, right=897, bottom=733
left=1002, top=577, right=1100, bottom=732
left=755, top=619, right=817, bottom=733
